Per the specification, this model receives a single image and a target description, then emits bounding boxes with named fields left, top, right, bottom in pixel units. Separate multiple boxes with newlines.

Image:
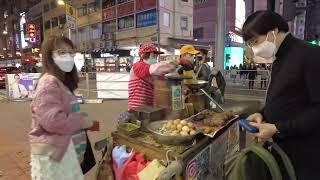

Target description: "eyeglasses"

left=53, top=49, right=77, bottom=57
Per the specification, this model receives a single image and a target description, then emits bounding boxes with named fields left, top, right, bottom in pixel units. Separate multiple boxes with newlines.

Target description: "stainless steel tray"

left=147, top=120, right=200, bottom=145
left=186, top=110, right=239, bottom=138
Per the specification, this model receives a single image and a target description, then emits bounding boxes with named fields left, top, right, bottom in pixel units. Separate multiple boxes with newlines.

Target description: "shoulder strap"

left=196, top=64, right=203, bottom=78
left=243, top=144, right=283, bottom=180
left=269, top=142, right=296, bottom=180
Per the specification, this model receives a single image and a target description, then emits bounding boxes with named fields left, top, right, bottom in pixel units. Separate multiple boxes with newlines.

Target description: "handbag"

left=81, top=132, right=96, bottom=174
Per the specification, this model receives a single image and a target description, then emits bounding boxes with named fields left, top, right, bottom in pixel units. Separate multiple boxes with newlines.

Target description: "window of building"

left=194, top=0, right=207, bottom=5
left=88, top=2, right=98, bottom=14
left=78, top=26, right=90, bottom=42
left=51, top=17, right=58, bottom=28
left=193, top=27, right=203, bottom=39
left=118, top=15, right=134, bottom=30
left=103, top=20, right=116, bottom=33
left=77, top=6, right=87, bottom=17
left=59, top=15, right=66, bottom=25
left=50, top=1, right=57, bottom=9
left=45, top=20, right=51, bottom=30
left=92, top=24, right=102, bottom=40
left=118, top=0, right=129, bottom=4
left=181, top=0, right=188, bottom=2
left=163, top=12, right=170, bottom=27
left=180, top=16, right=188, bottom=30
left=44, top=3, right=50, bottom=12
left=102, top=0, right=116, bottom=9
left=159, top=0, right=164, bottom=7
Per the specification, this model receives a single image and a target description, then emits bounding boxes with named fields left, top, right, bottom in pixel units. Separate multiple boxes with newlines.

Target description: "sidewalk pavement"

left=0, top=100, right=128, bottom=180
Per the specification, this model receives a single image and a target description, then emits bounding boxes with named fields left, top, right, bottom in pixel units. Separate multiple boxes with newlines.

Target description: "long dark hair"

left=41, top=36, right=79, bottom=92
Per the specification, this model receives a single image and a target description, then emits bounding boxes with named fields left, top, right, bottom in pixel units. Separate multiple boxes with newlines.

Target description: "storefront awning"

left=168, top=37, right=212, bottom=49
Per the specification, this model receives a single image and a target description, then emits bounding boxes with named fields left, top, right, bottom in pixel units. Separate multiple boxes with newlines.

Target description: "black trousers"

left=249, top=80, right=255, bottom=89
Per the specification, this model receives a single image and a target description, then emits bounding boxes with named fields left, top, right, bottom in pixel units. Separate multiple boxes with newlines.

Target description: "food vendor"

left=128, top=44, right=177, bottom=110
left=177, top=45, right=200, bottom=84
left=243, top=11, right=320, bottom=179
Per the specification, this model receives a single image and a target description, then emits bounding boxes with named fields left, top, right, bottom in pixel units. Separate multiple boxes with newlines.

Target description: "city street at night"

left=1, top=0, right=320, bottom=179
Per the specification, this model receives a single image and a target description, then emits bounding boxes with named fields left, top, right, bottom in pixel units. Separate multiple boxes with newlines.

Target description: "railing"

left=0, top=70, right=271, bottom=101
left=223, top=69, right=270, bottom=97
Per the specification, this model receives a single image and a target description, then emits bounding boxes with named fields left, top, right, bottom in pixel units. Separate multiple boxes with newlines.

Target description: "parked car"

left=0, top=66, right=21, bottom=89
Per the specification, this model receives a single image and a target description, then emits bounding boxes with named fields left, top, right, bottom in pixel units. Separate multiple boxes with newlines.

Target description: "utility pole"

left=156, top=0, right=161, bottom=51
left=215, top=0, right=226, bottom=70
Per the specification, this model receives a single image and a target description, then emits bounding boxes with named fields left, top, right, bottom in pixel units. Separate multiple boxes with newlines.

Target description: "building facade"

left=0, top=0, right=30, bottom=65
left=193, top=0, right=245, bottom=48
left=305, top=0, right=320, bottom=40
left=101, top=0, right=194, bottom=55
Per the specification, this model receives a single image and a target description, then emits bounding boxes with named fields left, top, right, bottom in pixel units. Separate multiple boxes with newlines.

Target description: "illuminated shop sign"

left=19, top=12, right=28, bottom=49
left=28, top=24, right=36, bottom=44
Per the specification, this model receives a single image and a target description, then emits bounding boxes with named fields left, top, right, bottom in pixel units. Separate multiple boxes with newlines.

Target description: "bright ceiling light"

left=57, top=0, right=65, bottom=6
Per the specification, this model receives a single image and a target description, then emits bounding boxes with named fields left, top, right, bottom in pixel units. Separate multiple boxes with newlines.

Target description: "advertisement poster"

left=186, top=145, right=210, bottom=180
left=102, top=7, right=116, bottom=21
left=136, top=0, right=156, bottom=11
left=7, top=73, right=41, bottom=100
left=117, top=1, right=134, bottom=17
left=171, top=85, right=183, bottom=111
left=136, top=9, right=157, bottom=28
left=96, top=72, right=129, bottom=99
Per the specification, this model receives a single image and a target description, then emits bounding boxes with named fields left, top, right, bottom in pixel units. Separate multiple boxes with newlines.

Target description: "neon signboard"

left=28, top=24, right=36, bottom=44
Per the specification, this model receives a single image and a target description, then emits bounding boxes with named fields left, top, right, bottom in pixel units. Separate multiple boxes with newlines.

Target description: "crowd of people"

left=226, top=63, right=271, bottom=89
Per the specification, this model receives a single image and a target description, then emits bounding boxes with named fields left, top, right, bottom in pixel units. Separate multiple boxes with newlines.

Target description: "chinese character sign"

left=136, top=9, right=157, bottom=28
left=28, top=24, right=36, bottom=44
left=66, top=4, right=76, bottom=30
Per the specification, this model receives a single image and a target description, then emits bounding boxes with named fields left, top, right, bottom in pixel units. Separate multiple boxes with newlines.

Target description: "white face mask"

left=53, top=54, right=75, bottom=72
left=147, top=57, right=157, bottom=64
left=185, top=54, right=195, bottom=62
left=252, top=31, right=277, bottom=60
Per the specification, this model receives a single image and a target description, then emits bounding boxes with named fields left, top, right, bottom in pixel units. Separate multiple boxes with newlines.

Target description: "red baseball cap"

left=138, top=44, right=164, bottom=57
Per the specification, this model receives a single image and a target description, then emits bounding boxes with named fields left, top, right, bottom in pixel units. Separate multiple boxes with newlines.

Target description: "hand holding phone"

left=239, top=119, right=259, bottom=133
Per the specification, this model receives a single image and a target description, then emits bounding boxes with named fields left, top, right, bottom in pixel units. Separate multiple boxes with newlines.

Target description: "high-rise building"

left=305, top=0, right=320, bottom=40
left=0, top=0, right=29, bottom=65
left=100, top=0, right=194, bottom=58
left=193, top=0, right=245, bottom=49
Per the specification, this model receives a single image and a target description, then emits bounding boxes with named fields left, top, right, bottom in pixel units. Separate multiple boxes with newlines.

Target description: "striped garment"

left=71, top=101, right=87, bottom=163
left=128, top=60, right=154, bottom=109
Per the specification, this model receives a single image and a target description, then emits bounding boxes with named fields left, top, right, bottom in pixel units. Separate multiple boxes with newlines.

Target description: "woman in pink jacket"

left=29, top=36, right=93, bottom=180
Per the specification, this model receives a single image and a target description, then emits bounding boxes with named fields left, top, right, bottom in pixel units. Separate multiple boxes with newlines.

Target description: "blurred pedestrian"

left=260, top=64, right=268, bottom=89
left=195, top=49, right=211, bottom=81
left=29, top=36, right=96, bottom=180
left=208, top=66, right=226, bottom=104
left=248, top=63, right=257, bottom=89
left=230, top=66, right=237, bottom=83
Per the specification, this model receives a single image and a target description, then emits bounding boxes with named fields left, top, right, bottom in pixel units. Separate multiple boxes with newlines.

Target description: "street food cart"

left=97, top=73, right=260, bottom=180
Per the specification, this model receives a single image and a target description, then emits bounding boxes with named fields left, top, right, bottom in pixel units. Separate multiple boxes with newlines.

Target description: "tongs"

left=200, top=89, right=224, bottom=112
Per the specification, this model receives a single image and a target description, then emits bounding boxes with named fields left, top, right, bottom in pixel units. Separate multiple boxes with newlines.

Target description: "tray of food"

left=187, top=110, right=239, bottom=138
left=147, top=119, right=200, bottom=145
